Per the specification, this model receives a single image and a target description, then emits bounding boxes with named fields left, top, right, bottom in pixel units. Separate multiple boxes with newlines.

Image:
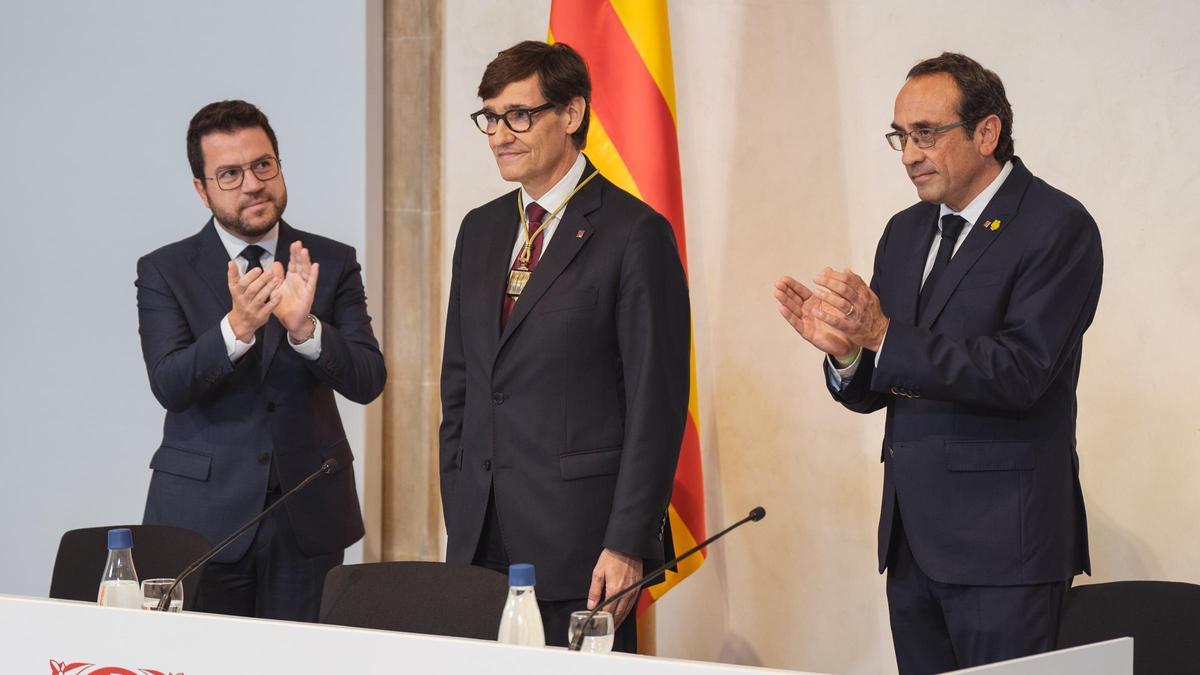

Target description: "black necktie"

left=240, top=244, right=266, bottom=272
left=237, top=244, right=280, bottom=492
left=238, top=244, right=269, bottom=355
left=918, top=214, right=966, bottom=316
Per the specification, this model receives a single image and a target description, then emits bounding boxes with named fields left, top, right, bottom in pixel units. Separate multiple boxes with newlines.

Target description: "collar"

left=213, top=219, right=280, bottom=260
left=520, top=152, right=587, bottom=218
left=939, top=160, right=1014, bottom=227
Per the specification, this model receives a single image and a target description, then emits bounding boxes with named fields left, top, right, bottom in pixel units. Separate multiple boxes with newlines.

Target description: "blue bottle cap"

left=508, top=563, right=535, bottom=587
left=107, top=528, right=133, bottom=550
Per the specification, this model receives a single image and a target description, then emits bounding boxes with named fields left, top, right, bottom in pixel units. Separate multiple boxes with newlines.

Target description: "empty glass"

left=141, top=578, right=182, bottom=612
left=568, top=610, right=614, bottom=653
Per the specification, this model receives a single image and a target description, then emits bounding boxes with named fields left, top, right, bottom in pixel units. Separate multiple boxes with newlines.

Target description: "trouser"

left=886, top=510, right=1068, bottom=674
left=197, top=487, right=343, bottom=622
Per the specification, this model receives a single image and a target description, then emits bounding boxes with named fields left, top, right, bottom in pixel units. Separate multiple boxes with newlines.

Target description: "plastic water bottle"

left=97, top=528, right=141, bottom=609
left=497, top=563, right=545, bottom=646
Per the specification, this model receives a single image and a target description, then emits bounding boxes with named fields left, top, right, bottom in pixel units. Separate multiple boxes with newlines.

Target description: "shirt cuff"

left=826, top=350, right=862, bottom=390
left=221, top=315, right=255, bottom=362
left=288, top=316, right=322, bottom=361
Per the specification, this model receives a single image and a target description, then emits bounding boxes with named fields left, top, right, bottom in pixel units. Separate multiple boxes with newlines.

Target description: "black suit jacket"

left=136, top=219, right=385, bottom=563
left=828, top=158, right=1102, bottom=586
left=439, top=161, right=691, bottom=600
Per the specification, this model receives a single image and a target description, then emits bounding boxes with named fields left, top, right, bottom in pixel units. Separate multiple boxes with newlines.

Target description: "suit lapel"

left=893, top=206, right=939, bottom=325
left=495, top=170, right=601, bottom=356
left=918, top=160, right=1033, bottom=328
left=190, top=218, right=234, bottom=310
left=482, top=196, right=521, bottom=358
left=260, top=221, right=295, bottom=381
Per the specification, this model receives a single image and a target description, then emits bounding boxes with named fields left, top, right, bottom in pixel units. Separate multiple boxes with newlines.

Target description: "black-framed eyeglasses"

left=470, top=102, right=557, bottom=135
left=885, top=120, right=975, bottom=151
left=204, top=156, right=282, bottom=190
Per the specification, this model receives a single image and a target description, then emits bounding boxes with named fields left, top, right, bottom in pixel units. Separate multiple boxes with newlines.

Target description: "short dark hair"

left=186, top=100, right=280, bottom=180
left=907, top=53, right=1014, bottom=163
left=478, top=41, right=591, bottom=149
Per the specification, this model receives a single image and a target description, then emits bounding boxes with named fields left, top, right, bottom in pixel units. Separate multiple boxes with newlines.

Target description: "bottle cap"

left=508, top=563, right=535, bottom=587
left=107, top=528, right=133, bottom=550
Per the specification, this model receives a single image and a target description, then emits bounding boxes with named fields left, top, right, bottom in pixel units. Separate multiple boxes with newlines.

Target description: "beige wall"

left=442, top=2, right=1200, bottom=673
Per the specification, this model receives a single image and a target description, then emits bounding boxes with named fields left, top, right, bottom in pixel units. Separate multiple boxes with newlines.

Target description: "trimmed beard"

left=211, top=192, right=288, bottom=241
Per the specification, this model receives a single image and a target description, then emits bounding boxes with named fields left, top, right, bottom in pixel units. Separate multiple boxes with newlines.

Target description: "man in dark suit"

left=775, top=53, right=1103, bottom=673
left=440, top=41, right=690, bottom=651
left=136, top=100, right=386, bottom=621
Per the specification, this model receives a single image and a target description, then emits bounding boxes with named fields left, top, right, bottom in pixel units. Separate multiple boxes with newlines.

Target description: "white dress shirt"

left=830, top=161, right=1014, bottom=385
left=213, top=220, right=322, bottom=363
left=507, top=152, right=587, bottom=267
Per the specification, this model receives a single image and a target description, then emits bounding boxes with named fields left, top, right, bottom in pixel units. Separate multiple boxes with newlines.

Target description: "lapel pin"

left=985, top=219, right=1002, bottom=231
left=576, top=229, right=585, bottom=238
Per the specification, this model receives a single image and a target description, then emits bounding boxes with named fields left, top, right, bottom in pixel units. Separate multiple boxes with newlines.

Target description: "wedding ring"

left=844, top=305, right=856, bottom=318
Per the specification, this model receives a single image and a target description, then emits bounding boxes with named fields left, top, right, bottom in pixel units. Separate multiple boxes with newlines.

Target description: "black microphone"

left=568, top=505, right=766, bottom=651
left=154, top=458, right=340, bottom=611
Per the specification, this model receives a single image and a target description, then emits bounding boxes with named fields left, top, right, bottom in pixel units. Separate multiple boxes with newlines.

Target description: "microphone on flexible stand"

left=568, top=505, right=767, bottom=651
left=154, top=458, right=340, bottom=611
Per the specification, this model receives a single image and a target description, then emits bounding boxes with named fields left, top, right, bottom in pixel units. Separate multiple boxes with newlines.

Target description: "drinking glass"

left=141, top=578, right=183, bottom=612
left=568, top=610, right=614, bottom=653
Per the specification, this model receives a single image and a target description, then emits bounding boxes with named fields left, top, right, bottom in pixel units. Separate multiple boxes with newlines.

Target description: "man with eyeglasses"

left=135, top=100, right=386, bottom=621
left=775, top=53, right=1102, bottom=673
left=439, top=41, right=690, bottom=651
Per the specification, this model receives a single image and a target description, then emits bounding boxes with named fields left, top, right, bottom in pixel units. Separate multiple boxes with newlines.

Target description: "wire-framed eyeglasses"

left=204, top=156, right=281, bottom=190
left=885, top=120, right=975, bottom=151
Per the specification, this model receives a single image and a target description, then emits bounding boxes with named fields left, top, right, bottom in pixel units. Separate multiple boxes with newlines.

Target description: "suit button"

left=492, top=392, right=504, bottom=405
left=266, top=402, right=277, bottom=412
left=483, top=459, right=492, bottom=471
left=258, top=452, right=271, bottom=464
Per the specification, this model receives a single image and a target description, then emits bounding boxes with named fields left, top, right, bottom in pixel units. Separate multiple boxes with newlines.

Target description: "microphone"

left=154, top=458, right=340, bottom=611
left=568, top=505, right=766, bottom=651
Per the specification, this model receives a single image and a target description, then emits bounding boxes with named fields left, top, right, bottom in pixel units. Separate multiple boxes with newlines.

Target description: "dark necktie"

left=240, top=244, right=266, bottom=273
left=918, top=214, right=967, bottom=316
left=238, top=244, right=269, bottom=354
left=501, top=202, right=550, bottom=331
left=238, top=245, right=279, bottom=491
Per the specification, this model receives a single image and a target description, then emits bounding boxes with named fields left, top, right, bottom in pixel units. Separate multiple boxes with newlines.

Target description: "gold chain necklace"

left=506, top=169, right=599, bottom=298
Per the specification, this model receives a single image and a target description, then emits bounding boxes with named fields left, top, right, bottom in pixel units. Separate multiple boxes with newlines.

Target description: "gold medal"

left=506, top=267, right=531, bottom=297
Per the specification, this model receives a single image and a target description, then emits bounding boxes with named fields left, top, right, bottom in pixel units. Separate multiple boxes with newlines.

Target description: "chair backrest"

left=319, top=561, right=509, bottom=640
left=1057, top=580, right=1200, bottom=674
left=49, top=525, right=211, bottom=610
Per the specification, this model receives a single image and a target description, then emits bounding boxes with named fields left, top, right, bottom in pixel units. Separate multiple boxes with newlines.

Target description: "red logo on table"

left=49, top=661, right=182, bottom=675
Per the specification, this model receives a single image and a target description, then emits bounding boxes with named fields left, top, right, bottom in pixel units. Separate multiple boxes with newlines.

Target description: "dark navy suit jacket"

left=439, top=161, right=691, bottom=600
left=828, top=158, right=1102, bottom=586
left=136, top=219, right=385, bottom=563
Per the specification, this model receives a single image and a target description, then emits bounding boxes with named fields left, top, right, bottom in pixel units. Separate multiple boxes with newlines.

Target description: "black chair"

left=319, top=561, right=509, bottom=639
left=1057, top=580, right=1200, bottom=674
left=49, top=525, right=211, bottom=610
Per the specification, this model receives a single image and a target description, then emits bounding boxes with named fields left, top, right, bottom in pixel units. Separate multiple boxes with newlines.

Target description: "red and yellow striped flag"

left=549, top=0, right=706, bottom=616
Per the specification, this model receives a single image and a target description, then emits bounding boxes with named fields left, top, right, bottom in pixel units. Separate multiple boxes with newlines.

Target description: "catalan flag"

left=549, top=0, right=706, bottom=616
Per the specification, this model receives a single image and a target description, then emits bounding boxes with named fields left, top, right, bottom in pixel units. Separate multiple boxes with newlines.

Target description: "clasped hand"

left=774, top=267, right=889, bottom=361
left=226, top=241, right=321, bottom=343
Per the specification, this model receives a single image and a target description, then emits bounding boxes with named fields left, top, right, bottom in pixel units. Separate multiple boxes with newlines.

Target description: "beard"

left=211, top=190, right=288, bottom=241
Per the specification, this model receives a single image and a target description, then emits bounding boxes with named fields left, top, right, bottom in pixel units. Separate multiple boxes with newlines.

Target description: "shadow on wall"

left=693, top=1, right=888, bottom=673
left=1084, top=505, right=1156, bottom=585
